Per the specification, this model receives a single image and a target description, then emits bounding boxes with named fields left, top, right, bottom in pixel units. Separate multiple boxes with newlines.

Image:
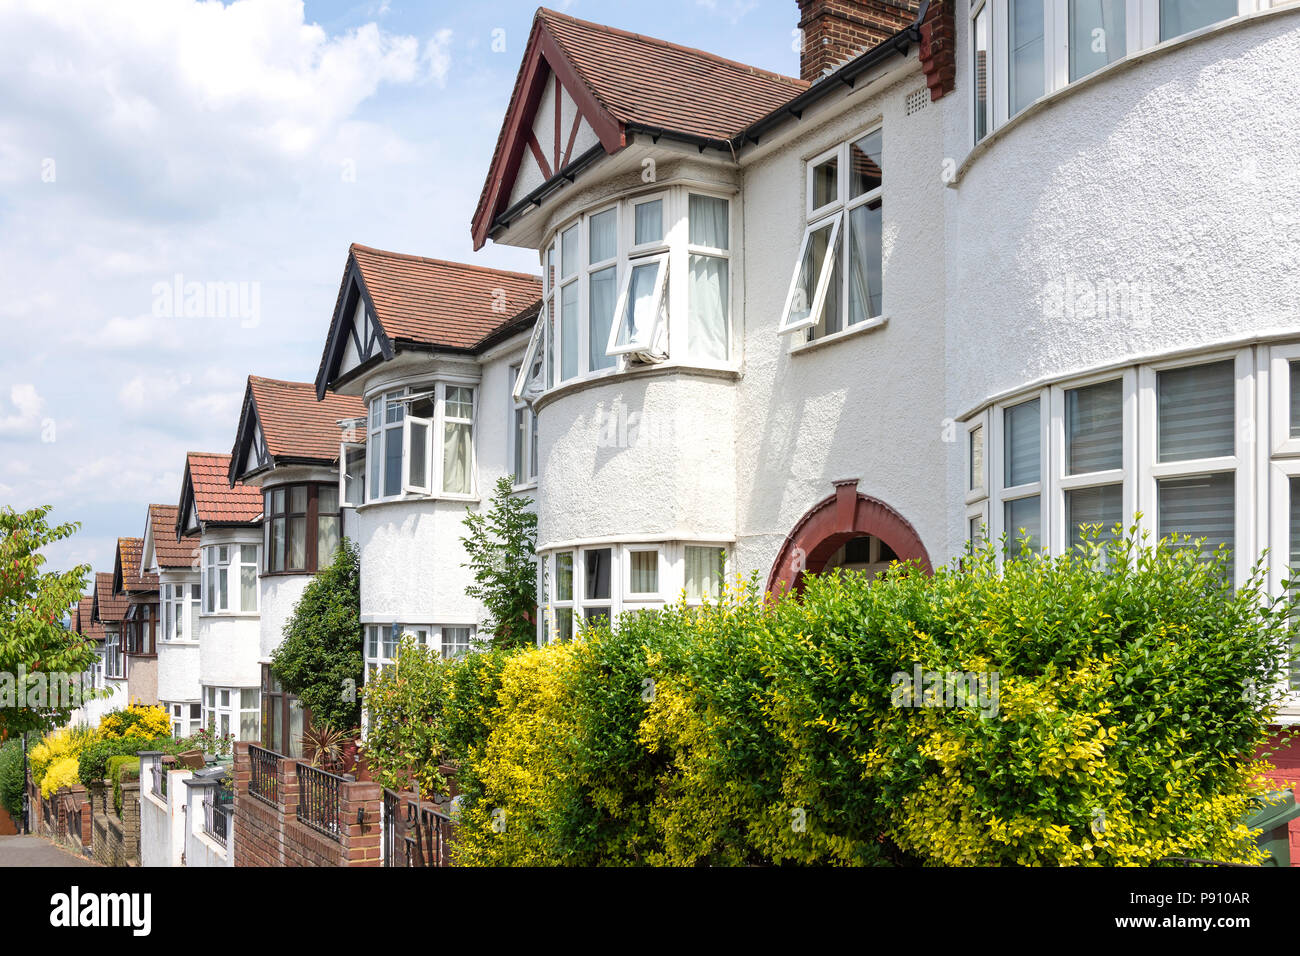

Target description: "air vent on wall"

left=905, top=87, right=929, bottom=116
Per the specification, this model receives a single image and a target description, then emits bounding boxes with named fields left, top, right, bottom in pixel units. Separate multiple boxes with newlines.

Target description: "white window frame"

left=585, top=203, right=621, bottom=377
left=508, top=363, right=538, bottom=488
left=367, top=390, right=406, bottom=502
left=340, top=439, right=366, bottom=508
left=202, top=544, right=258, bottom=615
left=623, top=547, right=664, bottom=601
left=512, top=311, right=547, bottom=404
left=203, top=686, right=260, bottom=742
left=992, top=393, right=1049, bottom=553
left=1268, top=343, right=1300, bottom=458
left=401, top=390, right=435, bottom=497
left=162, top=581, right=200, bottom=642
left=363, top=623, right=478, bottom=682
left=366, top=382, right=479, bottom=503
left=1049, top=369, right=1137, bottom=553
left=975, top=0, right=1263, bottom=146
left=440, top=383, right=478, bottom=498
left=966, top=412, right=991, bottom=548
left=607, top=252, right=670, bottom=357
left=778, top=213, right=842, bottom=335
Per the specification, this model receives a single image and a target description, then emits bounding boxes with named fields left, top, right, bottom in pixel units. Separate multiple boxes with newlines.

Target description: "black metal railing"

left=296, top=763, right=343, bottom=841
left=382, top=790, right=454, bottom=867
left=248, top=744, right=280, bottom=806
left=203, top=778, right=232, bottom=849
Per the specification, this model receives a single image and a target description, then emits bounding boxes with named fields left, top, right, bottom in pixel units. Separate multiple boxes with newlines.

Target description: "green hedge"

left=365, top=532, right=1296, bottom=866
left=78, top=735, right=174, bottom=785
left=0, top=740, right=23, bottom=820
left=106, top=756, right=138, bottom=816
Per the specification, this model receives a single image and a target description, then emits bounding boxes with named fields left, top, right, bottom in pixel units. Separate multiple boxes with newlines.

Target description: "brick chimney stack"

left=795, top=0, right=920, bottom=82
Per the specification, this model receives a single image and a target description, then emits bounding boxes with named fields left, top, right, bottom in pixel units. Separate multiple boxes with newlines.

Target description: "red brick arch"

left=766, top=479, right=933, bottom=597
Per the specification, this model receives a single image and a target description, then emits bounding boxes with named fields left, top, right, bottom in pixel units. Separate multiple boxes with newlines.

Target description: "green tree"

left=0, top=506, right=98, bottom=737
left=460, top=476, right=538, bottom=649
left=270, top=538, right=363, bottom=731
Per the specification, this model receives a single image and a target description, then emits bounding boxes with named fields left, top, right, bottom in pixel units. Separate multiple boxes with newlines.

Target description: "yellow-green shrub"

left=98, top=703, right=171, bottom=740
left=29, top=725, right=97, bottom=788
left=40, top=755, right=80, bottom=797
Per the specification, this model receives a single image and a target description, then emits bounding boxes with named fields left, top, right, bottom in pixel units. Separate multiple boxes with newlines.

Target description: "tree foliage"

left=460, top=476, right=538, bottom=650
left=271, top=538, right=363, bottom=732
left=0, top=505, right=98, bottom=737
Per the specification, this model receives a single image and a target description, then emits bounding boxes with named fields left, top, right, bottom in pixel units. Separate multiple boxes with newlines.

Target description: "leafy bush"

left=29, top=725, right=97, bottom=788
left=40, top=756, right=79, bottom=797
left=98, top=703, right=171, bottom=740
left=0, top=739, right=24, bottom=819
left=390, top=531, right=1293, bottom=866
left=461, top=476, right=538, bottom=649
left=106, top=756, right=138, bottom=815
left=271, top=539, right=362, bottom=730
left=78, top=735, right=172, bottom=784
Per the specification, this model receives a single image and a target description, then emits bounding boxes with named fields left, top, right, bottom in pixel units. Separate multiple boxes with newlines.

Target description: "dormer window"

left=516, top=186, right=733, bottom=402
left=366, top=383, right=478, bottom=503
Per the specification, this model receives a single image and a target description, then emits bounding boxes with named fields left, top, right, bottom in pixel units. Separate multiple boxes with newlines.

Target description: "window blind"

left=1157, top=360, right=1234, bottom=462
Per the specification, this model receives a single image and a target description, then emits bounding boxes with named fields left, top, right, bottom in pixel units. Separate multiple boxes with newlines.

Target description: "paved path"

left=0, top=835, right=95, bottom=866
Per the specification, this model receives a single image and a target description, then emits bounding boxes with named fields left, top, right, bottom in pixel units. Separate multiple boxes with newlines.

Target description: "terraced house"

left=467, top=0, right=1300, bottom=728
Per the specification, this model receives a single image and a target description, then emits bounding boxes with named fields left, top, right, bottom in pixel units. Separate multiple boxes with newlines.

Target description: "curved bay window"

left=263, top=483, right=341, bottom=573
left=262, top=664, right=307, bottom=758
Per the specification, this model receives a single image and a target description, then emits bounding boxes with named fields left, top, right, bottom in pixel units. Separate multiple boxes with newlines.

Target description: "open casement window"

left=401, top=392, right=435, bottom=496
left=513, top=308, right=548, bottom=405
left=340, top=441, right=366, bottom=508
left=779, top=215, right=841, bottom=334
left=607, top=253, right=669, bottom=359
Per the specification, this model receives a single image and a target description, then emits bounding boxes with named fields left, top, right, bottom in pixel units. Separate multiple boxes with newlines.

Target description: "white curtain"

left=561, top=284, right=579, bottom=380
left=689, top=194, right=728, bottom=249
left=846, top=201, right=882, bottom=325
left=635, top=200, right=663, bottom=245
left=684, top=546, right=724, bottom=602
left=689, top=255, right=728, bottom=361
left=589, top=209, right=617, bottom=263
left=443, top=421, right=472, bottom=494
left=622, top=260, right=661, bottom=348
left=589, top=267, right=617, bottom=369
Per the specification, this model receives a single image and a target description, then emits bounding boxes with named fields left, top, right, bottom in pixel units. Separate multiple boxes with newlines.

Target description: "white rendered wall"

left=156, top=571, right=201, bottom=705
left=196, top=527, right=262, bottom=690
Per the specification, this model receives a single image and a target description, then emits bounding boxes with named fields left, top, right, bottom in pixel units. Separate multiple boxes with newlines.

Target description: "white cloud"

left=0, top=385, right=46, bottom=437
left=424, top=28, right=454, bottom=86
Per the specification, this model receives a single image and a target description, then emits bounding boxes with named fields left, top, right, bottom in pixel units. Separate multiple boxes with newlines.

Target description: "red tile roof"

left=539, top=8, right=807, bottom=142
left=74, top=595, right=105, bottom=642
left=185, top=452, right=262, bottom=526
left=94, top=572, right=128, bottom=624
left=148, top=504, right=195, bottom=570
left=473, top=8, right=807, bottom=246
left=116, top=536, right=158, bottom=593
left=249, top=376, right=366, bottom=461
left=351, top=244, right=542, bottom=350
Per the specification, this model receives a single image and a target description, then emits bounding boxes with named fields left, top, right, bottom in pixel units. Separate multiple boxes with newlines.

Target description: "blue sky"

left=0, top=0, right=801, bottom=580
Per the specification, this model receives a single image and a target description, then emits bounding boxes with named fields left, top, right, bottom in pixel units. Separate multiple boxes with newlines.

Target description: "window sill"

left=260, top=569, right=321, bottom=578
left=355, top=493, right=481, bottom=512
left=789, top=316, right=888, bottom=355
left=512, top=481, right=539, bottom=493
left=198, top=612, right=260, bottom=620
left=950, top=4, right=1300, bottom=188
left=160, top=640, right=201, bottom=647
left=532, top=361, right=740, bottom=413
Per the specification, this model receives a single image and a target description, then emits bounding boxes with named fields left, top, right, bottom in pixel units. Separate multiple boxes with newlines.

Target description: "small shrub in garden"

left=98, top=703, right=170, bottom=740
left=0, top=739, right=25, bottom=818
left=28, top=725, right=97, bottom=789
left=40, top=756, right=79, bottom=797
left=78, top=735, right=172, bottom=784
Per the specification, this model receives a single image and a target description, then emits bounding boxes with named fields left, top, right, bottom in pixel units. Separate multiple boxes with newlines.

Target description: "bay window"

left=162, top=583, right=199, bottom=642
left=999, top=397, right=1044, bottom=555
left=204, top=686, right=260, bottom=742
left=202, top=544, right=259, bottom=614
left=264, top=483, right=341, bottom=573
left=168, top=702, right=203, bottom=738
left=366, top=383, right=478, bottom=502
left=780, top=128, right=883, bottom=342
left=509, top=364, right=538, bottom=486
left=972, top=0, right=1268, bottom=144
left=340, top=437, right=366, bottom=508
left=263, top=666, right=306, bottom=759
left=542, top=543, right=729, bottom=644
left=363, top=623, right=478, bottom=681
left=1058, top=375, right=1129, bottom=550
left=515, top=187, right=733, bottom=404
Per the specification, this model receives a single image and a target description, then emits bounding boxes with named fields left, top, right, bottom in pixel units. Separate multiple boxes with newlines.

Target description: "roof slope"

left=94, top=572, right=128, bottom=624
left=148, top=504, right=195, bottom=570
left=539, top=8, right=807, bottom=142
left=186, top=452, right=262, bottom=525
left=74, top=595, right=104, bottom=642
left=116, top=536, right=158, bottom=593
left=251, top=377, right=365, bottom=459
left=351, top=244, right=542, bottom=350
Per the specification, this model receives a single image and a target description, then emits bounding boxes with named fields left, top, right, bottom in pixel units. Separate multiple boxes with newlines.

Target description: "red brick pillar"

left=340, top=780, right=383, bottom=866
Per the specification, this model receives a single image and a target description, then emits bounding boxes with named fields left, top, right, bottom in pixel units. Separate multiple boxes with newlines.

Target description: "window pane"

left=1289, top=478, right=1300, bottom=689
left=1290, top=361, right=1300, bottom=439
left=556, top=552, right=574, bottom=601
left=530, top=414, right=538, bottom=479
left=1009, top=0, right=1045, bottom=117
left=1066, top=379, right=1123, bottom=474
left=289, top=516, right=306, bottom=570
left=242, top=544, right=257, bottom=565
left=369, top=398, right=381, bottom=430
left=629, top=550, right=658, bottom=594
left=288, top=701, right=304, bottom=759
left=442, top=627, right=471, bottom=659
left=1157, top=361, right=1234, bottom=462
left=684, top=546, right=725, bottom=602
left=811, top=155, right=838, bottom=208
left=584, top=548, right=611, bottom=601
left=1005, top=496, right=1041, bottom=555
left=973, top=3, right=989, bottom=141
left=345, top=446, right=366, bottom=506
left=1158, top=472, right=1234, bottom=560
left=318, top=484, right=338, bottom=515
left=846, top=198, right=882, bottom=325
left=584, top=607, right=610, bottom=625
left=446, top=387, right=474, bottom=419
left=589, top=267, right=617, bottom=371
left=272, top=488, right=285, bottom=515
left=634, top=200, right=662, bottom=245
left=271, top=517, right=285, bottom=572
left=513, top=405, right=526, bottom=484
left=1004, top=399, right=1041, bottom=486
left=317, top=516, right=340, bottom=569
left=443, top=422, right=472, bottom=494
left=384, top=427, right=403, bottom=497
left=241, top=562, right=256, bottom=611
left=239, top=708, right=258, bottom=743
left=385, top=394, right=404, bottom=425
left=561, top=225, right=578, bottom=278
left=289, top=485, right=307, bottom=514
left=615, top=260, right=661, bottom=350
left=408, top=419, right=429, bottom=490
left=688, top=255, right=728, bottom=361
left=848, top=130, right=882, bottom=198
left=1160, top=0, right=1237, bottom=40
left=969, top=425, right=984, bottom=492
left=1069, top=0, right=1126, bottom=81
left=969, top=516, right=984, bottom=549
left=1067, top=484, right=1123, bottom=549
left=218, top=566, right=228, bottom=611
left=368, top=436, right=380, bottom=500
left=688, top=194, right=729, bottom=249
left=560, top=282, right=579, bottom=381
left=589, top=209, right=617, bottom=263
left=556, top=608, right=574, bottom=643
left=787, top=220, right=837, bottom=329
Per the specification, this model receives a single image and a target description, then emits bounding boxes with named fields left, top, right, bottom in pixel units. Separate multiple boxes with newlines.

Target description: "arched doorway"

left=766, top=479, right=932, bottom=597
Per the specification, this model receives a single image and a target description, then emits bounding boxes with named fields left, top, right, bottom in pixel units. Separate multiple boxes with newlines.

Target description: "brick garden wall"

left=1259, top=728, right=1300, bottom=866
left=232, top=742, right=382, bottom=867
